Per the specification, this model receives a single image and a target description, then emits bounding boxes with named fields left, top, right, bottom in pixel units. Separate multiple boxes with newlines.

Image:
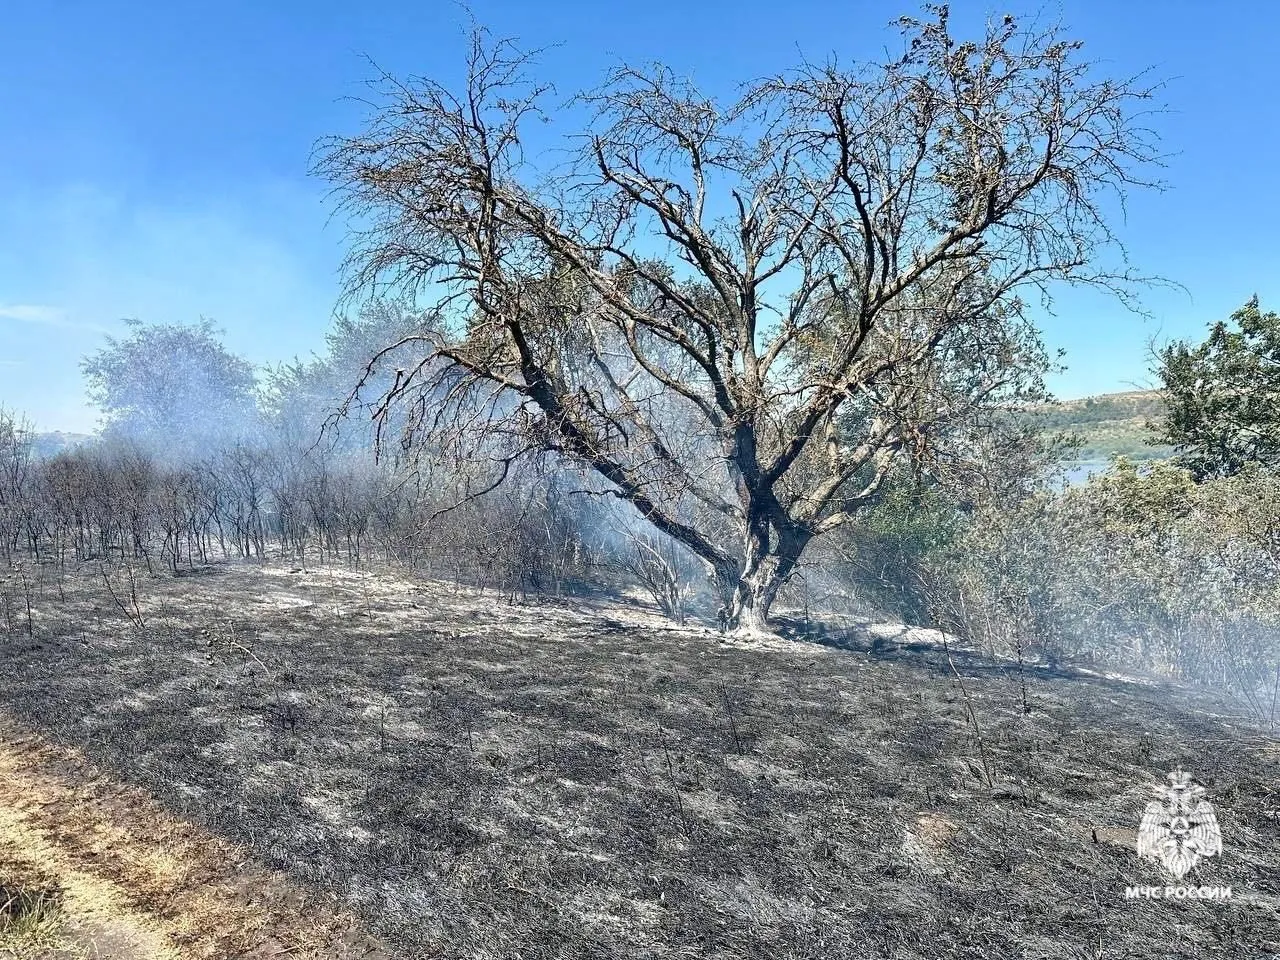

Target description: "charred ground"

left=1, top=560, right=1277, bottom=958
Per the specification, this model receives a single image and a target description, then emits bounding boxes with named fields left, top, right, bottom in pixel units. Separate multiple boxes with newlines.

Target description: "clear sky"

left=1, top=0, right=1276, bottom=432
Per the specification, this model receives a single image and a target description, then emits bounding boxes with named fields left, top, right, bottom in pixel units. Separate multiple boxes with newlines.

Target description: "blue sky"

left=1, top=0, right=1276, bottom=432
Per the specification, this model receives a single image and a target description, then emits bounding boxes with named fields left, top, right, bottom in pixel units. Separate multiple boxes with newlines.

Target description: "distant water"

left=1062, top=461, right=1109, bottom=486
left=1059, top=455, right=1176, bottom=486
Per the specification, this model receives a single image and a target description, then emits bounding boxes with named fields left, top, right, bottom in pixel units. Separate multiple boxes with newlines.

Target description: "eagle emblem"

left=1136, top=768, right=1222, bottom=880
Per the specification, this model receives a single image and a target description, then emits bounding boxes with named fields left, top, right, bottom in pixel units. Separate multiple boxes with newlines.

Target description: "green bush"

left=929, top=459, right=1280, bottom=714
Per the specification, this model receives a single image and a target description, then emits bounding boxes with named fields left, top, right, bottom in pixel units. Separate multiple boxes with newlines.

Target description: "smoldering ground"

left=1, top=558, right=1276, bottom=959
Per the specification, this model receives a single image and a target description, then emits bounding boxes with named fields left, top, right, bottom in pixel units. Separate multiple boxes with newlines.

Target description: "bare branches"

left=316, top=7, right=1161, bottom=627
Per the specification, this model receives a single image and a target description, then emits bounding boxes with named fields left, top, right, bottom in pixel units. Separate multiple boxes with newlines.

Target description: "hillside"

left=24, top=392, right=1177, bottom=472
left=1027, top=388, right=1177, bottom=471
left=30, top=431, right=92, bottom=459
left=0, top=560, right=1275, bottom=958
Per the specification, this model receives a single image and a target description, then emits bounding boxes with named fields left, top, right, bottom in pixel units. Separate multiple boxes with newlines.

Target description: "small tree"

left=1152, top=296, right=1280, bottom=479
left=318, top=6, right=1160, bottom=631
left=605, top=516, right=700, bottom=625
left=0, top=409, right=35, bottom=560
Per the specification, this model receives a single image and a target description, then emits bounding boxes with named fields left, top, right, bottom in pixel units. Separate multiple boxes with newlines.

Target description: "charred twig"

left=720, top=685, right=744, bottom=755
left=657, top=724, right=691, bottom=838
left=99, top=562, right=145, bottom=632
left=205, top=619, right=272, bottom=678
left=941, top=633, right=994, bottom=790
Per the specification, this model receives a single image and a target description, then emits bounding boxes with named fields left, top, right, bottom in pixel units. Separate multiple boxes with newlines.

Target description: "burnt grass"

left=2, top=559, right=1278, bottom=959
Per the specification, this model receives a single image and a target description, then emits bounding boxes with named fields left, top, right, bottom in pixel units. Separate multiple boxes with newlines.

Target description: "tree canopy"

left=1152, top=296, right=1280, bottom=479
left=260, top=300, right=438, bottom=451
left=82, top=318, right=259, bottom=462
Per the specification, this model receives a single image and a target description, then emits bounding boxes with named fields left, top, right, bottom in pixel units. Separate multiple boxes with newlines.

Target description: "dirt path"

left=0, top=716, right=391, bottom=960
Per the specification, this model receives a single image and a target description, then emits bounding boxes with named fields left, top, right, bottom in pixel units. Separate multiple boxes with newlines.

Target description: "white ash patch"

left=302, top=790, right=367, bottom=834
left=258, top=592, right=315, bottom=610
left=900, top=829, right=946, bottom=875
left=723, top=755, right=818, bottom=795
left=1074, top=665, right=1167, bottom=687
left=681, top=787, right=745, bottom=828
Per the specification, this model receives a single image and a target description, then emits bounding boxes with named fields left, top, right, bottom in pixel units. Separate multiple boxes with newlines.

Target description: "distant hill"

left=1025, top=389, right=1175, bottom=470
left=25, top=396, right=1174, bottom=469
left=31, top=431, right=93, bottom=458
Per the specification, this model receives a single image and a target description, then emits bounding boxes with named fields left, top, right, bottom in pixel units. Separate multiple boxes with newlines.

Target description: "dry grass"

left=0, top=714, right=389, bottom=959
left=1, top=557, right=1278, bottom=958
left=0, top=874, right=82, bottom=960
left=0, top=818, right=167, bottom=960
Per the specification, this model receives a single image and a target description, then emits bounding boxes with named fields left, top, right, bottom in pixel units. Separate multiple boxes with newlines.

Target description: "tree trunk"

left=733, top=568, right=782, bottom=633
left=717, top=519, right=810, bottom=634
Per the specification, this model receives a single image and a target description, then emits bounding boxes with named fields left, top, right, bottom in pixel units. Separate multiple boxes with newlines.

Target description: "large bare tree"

left=317, top=6, right=1160, bottom=631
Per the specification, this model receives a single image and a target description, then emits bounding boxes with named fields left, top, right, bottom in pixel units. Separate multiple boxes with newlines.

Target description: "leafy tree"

left=261, top=300, right=438, bottom=451
left=318, top=7, right=1160, bottom=631
left=1152, top=296, right=1280, bottom=479
left=82, top=319, right=259, bottom=462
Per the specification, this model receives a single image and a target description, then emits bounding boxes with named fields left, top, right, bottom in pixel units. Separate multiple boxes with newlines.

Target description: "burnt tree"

left=318, top=7, right=1160, bottom=631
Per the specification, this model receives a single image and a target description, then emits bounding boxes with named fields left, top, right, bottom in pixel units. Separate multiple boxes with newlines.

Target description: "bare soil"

left=1, top=559, right=1278, bottom=958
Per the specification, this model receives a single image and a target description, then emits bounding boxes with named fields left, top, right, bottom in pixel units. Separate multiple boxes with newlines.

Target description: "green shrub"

left=929, top=458, right=1280, bottom=714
